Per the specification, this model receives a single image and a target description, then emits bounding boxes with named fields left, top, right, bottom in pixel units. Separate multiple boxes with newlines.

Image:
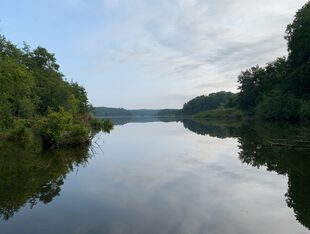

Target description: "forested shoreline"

left=93, top=3, right=309, bottom=124
left=0, top=36, right=112, bottom=149
left=1, top=2, right=309, bottom=150
left=179, top=2, right=310, bottom=122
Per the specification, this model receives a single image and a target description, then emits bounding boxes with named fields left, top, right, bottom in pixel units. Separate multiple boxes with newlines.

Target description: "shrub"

left=37, top=107, right=73, bottom=146
left=101, top=119, right=113, bottom=133
left=61, top=123, right=90, bottom=146
left=7, top=119, right=33, bottom=144
left=89, top=117, right=102, bottom=130
left=256, top=89, right=301, bottom=120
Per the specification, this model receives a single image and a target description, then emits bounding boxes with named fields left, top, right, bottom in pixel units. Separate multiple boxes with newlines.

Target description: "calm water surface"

left=0, top=119, right=309, bottom=234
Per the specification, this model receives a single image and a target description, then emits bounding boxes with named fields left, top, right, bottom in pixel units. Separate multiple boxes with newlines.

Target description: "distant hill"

left=94, top=107, right=180, bottom=118
left=94, top=107, right=132, bottom=117
left=158, top=109, right=181, bottom=116
left=130, top=109, right=160, bottom=116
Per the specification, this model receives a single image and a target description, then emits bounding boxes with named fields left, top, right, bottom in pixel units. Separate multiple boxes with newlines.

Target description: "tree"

left=69, top=82, right=89, bottom=114
left=285, top=2, right=310, bottom=68
left=285, top=2, right=310, bottom=98
left=0, top=34, right=108, bottom=147
left=237, top=66, right=265, bottom=110
left=182, top=91, right=236, bottom=115
left=0, top=53, right=35, bottom=123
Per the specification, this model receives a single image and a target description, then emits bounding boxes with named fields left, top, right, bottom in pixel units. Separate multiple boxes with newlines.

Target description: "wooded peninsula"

left=0, top=36, right=112, bottom=149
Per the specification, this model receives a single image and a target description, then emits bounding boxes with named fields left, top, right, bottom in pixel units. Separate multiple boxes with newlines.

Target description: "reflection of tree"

left=182, top=119, right=240, bottom=139
left=286, top=167, right=310, bottom=230
left=181, top=119, right=310, bottom=230
left=0, top=142, right=90, bottom=221
left=109, top=117, right=161, bottom=126
left=237, top=123, right=310, bottom=230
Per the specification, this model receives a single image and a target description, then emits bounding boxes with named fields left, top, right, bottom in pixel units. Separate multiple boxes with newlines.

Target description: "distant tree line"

left=182, top=91, right=237, bottom=115
left=94, top=107, right=161, bottom=117
left=94, top=107, right=133, bottom=117
left=0, top=35, right=112, bottom=147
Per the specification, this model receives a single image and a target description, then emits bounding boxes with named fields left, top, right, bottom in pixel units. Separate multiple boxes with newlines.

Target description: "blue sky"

left=0, top=0, right=307, bottom=109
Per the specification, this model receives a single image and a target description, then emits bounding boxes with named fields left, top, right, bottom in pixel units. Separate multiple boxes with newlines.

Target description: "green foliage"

left=69, top=82, right=89, bottom=114
left=0, top=34, right=91, bottom=119
left=284, top=1, right=310, bottom=98
left=6, top=119, right=33, bottom=144
left=256, top=90, right=301, bottom=120
left=101, top=119, right=114, bottom=133
left=0, top=34, right=101, bottom=148
left=94, top=107, right=132, bottom=117
left=63, top=123, right=90, bottom=146
left=194, top=108, right=243, bottom=122
left=285, top=62, right=310, bottom=98
left=158, top=109, right=181, bottom=116
left=37, top=108, right=91, bottom=147
left=285, top=1, right=310, bottom=69
left=94, top=107, right=161, bottom=117
left=38, top=108, right=73, bottom=145
left=89, top=116, right=114, bottom=134
left=0, top=57, right=36, bottom=121
left=236, top=2, right=310, bottom=121
left=182, top=91, right=236, bottom=115
left=237, top=66, right=266, bottom=110
left=129, top=109, right=160, bottom=116
left=90, top=116, right=102, bottom=130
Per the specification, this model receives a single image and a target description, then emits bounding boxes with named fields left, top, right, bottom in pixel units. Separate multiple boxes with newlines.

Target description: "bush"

left=61, top=123, right=90, bottom=146
left=89, top=117, right=102, bottom=130
left=37, top=107, right=73, bottom=146
left=101, top=119, right=113, bottom=133
left=7, top=119, right=33, bottom=144
left=36, top=107, right=94, bottom=147
left=256, top=89, right=301, bottom=120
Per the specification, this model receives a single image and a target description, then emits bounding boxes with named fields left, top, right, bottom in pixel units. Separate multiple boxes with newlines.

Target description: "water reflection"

left=104, top=116, right=159, bottom=125
left=0, top=141, right=90, bottom=221
left=237, top=123, right=310, bottom=230
left=0, top=118, right=309, bottom=232
left=182, top=119, right=241, bottom=138
left=180, top=119, right=310, bottom=230
left=111, top=116, right=310, bottom=230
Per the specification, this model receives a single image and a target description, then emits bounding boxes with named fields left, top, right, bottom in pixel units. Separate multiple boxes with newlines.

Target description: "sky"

left=0, top=0, right=308, bottom=109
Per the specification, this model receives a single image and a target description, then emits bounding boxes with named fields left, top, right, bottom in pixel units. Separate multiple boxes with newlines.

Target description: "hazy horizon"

left=0, top=0, right=307, bottom=109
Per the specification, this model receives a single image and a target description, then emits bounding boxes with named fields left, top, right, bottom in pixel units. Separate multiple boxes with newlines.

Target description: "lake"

left=0, top=118, right=309, bottom=234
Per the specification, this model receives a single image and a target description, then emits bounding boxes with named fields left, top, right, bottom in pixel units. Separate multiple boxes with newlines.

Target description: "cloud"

left=77, top=0, right=308, bottom=107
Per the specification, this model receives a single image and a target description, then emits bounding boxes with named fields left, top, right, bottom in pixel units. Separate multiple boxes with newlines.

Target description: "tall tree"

left=285, top=2, right=310, bottom=98
left=237, top=66, right=265, bottom=110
